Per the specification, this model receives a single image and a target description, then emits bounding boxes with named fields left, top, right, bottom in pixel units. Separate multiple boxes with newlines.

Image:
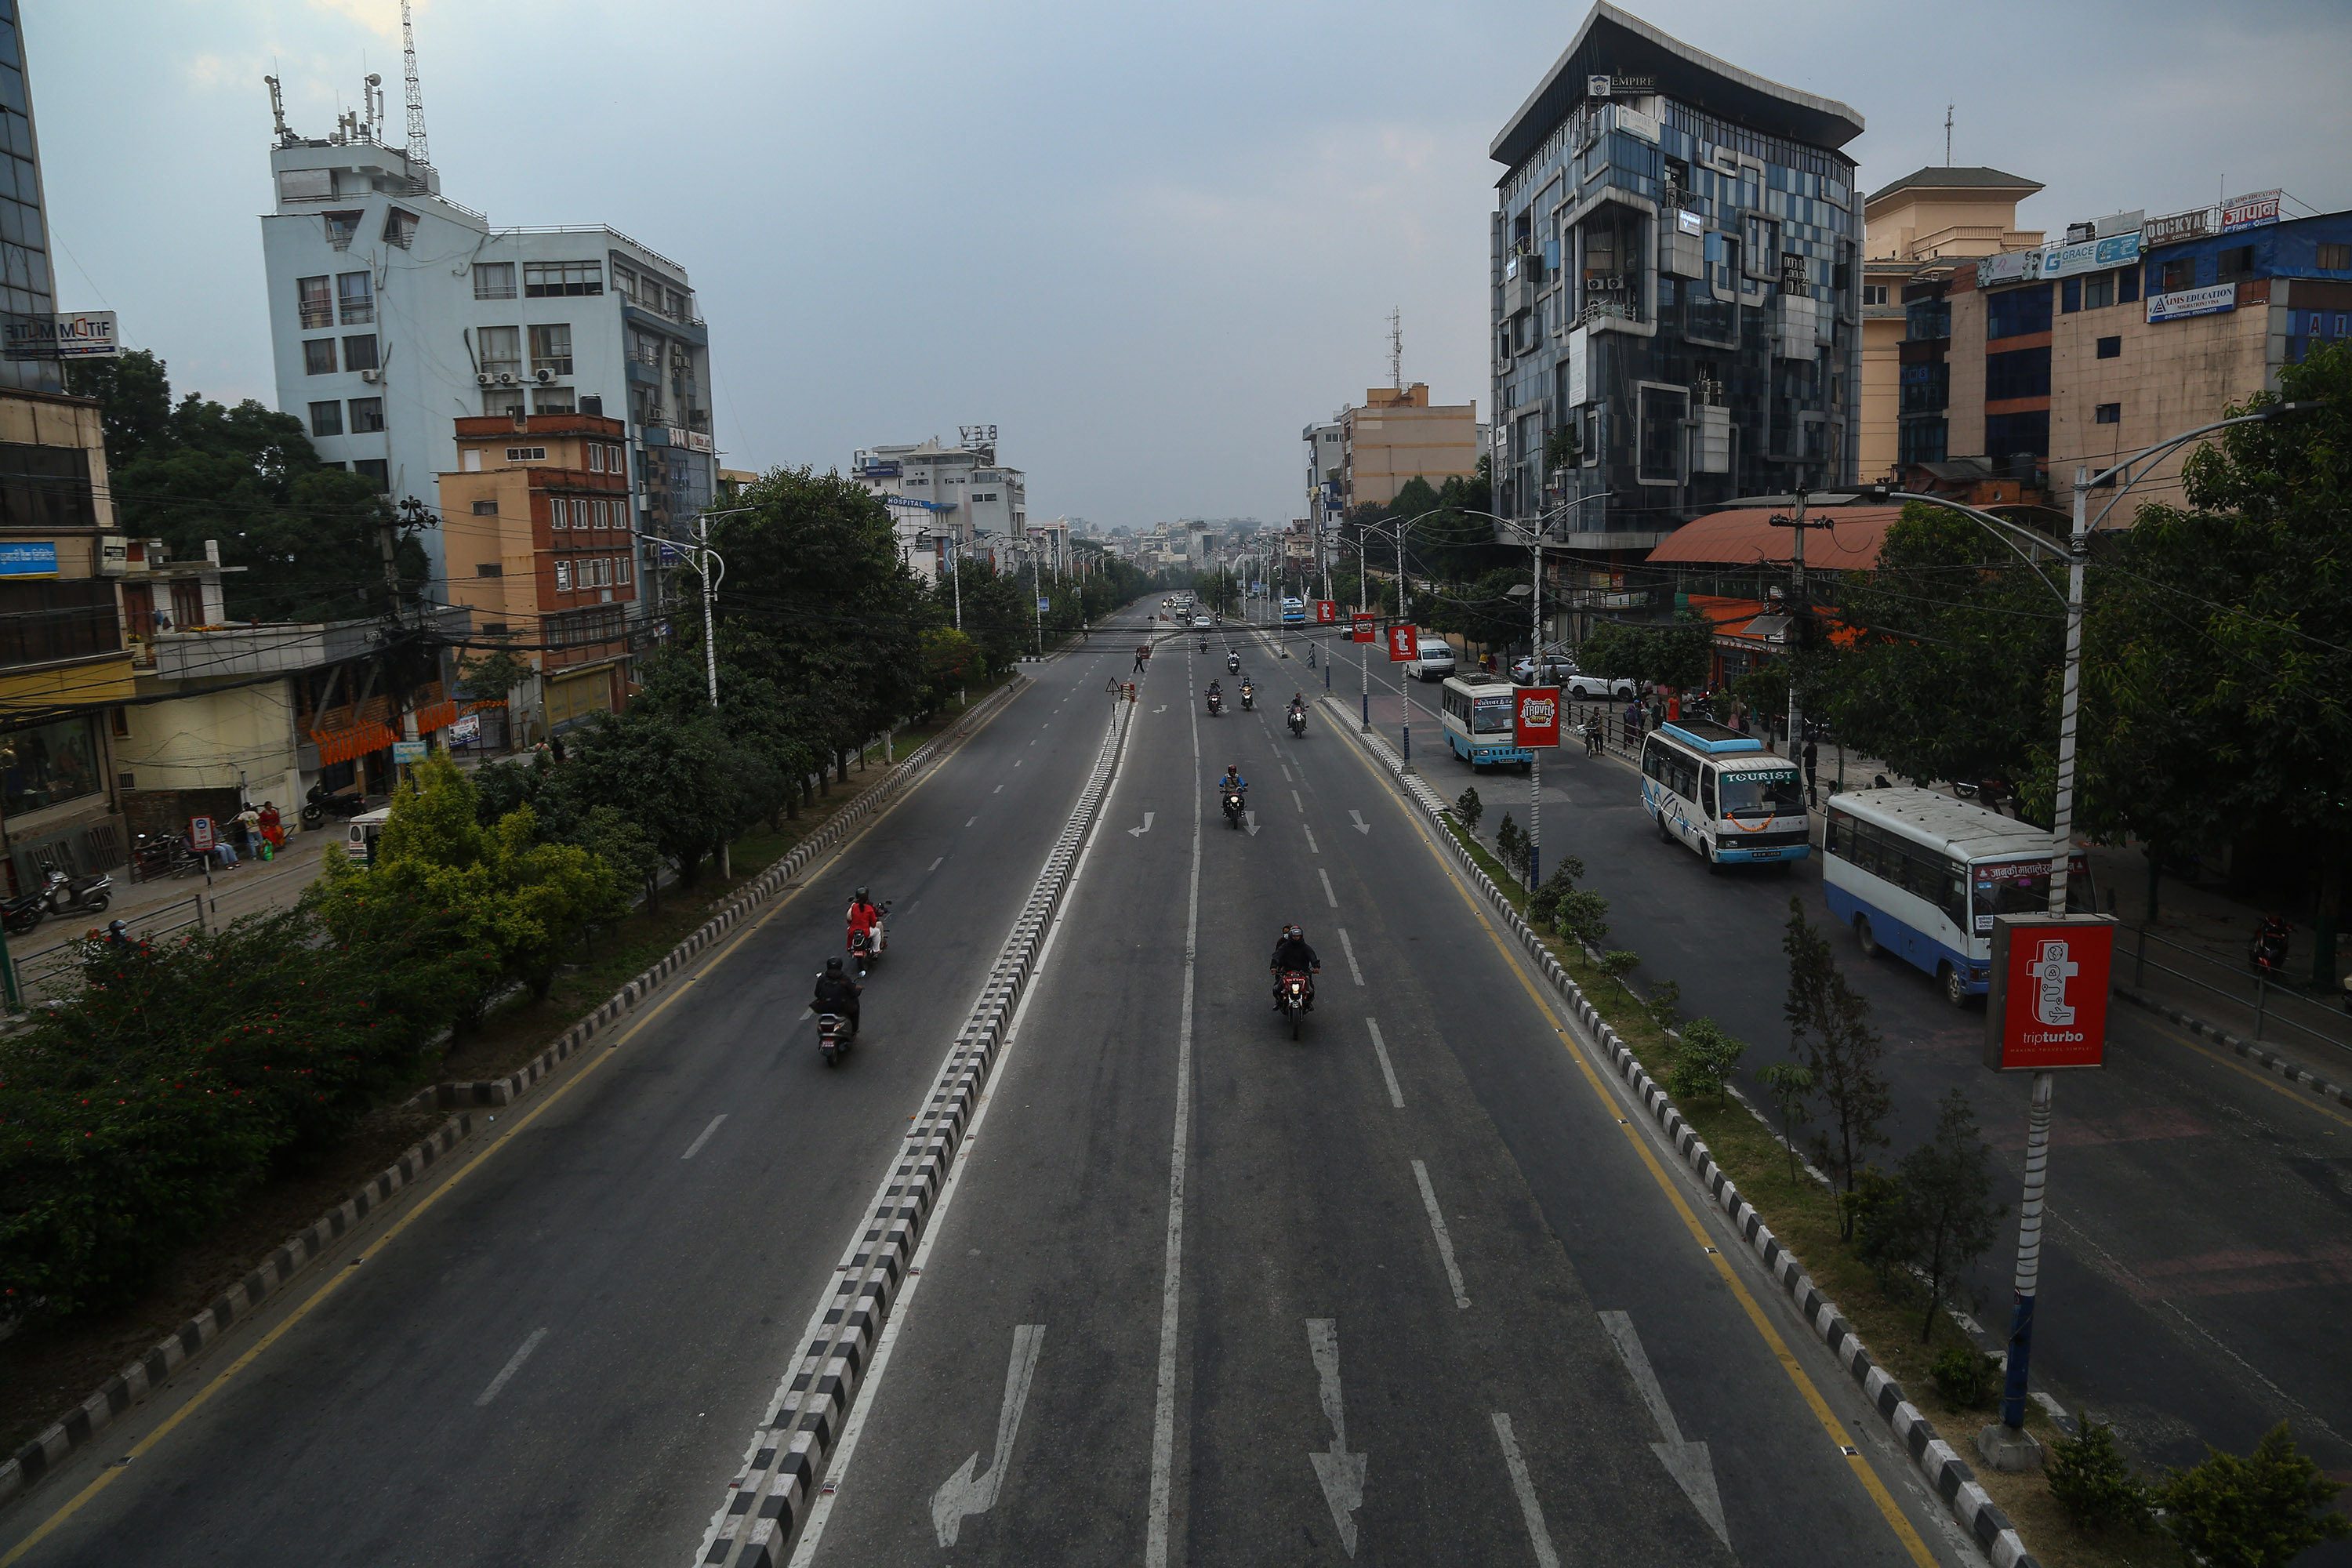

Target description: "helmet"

left=1283, top=923, right=1303, bottom=941
left=825, top=956, right=844, bottom=974
left=855, top=886, right=870, bottom=904
left=108, top=920, right=128, bottom=937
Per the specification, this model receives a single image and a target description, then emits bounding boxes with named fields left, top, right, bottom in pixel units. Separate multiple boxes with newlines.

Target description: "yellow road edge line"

left=1330, top=724, right=1940, bottom=1568
left=2129, top=1011, right=2352, bottom=1132
left=0, top=709, right=986, bottom=1564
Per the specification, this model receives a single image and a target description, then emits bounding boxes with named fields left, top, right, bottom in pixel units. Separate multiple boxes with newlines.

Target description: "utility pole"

left=1767, top=492, right=1831, bottom=789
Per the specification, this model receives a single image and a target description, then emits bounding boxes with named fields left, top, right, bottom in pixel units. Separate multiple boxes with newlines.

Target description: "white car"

left=1566, top=671, right=1638, bottom=700
left=1193, top=615, right=1212, bottom=630
left=1406, top=636, right=1456, bottom=681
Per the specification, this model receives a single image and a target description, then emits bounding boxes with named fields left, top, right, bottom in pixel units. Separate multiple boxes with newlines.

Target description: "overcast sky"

left=31, top=0, right=2350, bottom=531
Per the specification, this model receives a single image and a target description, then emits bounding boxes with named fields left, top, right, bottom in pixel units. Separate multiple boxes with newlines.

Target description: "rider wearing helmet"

left=1269, top=923, right=1321, bottom=1011
left=847, top=885, right=883, bottom=957
left=1220, top=764, right=1247, bottom=799
left=812, top=955, right=862, bottom=1036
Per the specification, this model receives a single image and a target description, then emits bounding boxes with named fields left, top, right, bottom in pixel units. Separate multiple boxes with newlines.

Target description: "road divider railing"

left=694, top=696, right=1134, bottom=1568
left=0, top=676, right=1030, bottom=1515
left=1319, top=691, right=2043, bottom=1568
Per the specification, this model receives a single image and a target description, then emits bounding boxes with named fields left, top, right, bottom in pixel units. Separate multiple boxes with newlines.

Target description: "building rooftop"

left=1864, top=165, right=2044, bottom=207
left=1644, top=506, right=1903, bottom=571
left=1491, top=2, right=1864, bottom=172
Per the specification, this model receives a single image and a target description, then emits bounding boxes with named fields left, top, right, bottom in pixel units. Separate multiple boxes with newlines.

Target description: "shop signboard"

left=0, top=542, right=58, bottom=577
left=2143, top=208, right=2212, bottom=247
left=1976, top=249, right=2042, bottom=289
left=2040, top=230, right=2141, bottom=281
left=392, top=739, right=428, bottom=764
left=2, top=310, right=120, bottom=361
left=2147, top=283, right=2238, bottom=323
left=2220, top=190, right=2282, bottom=234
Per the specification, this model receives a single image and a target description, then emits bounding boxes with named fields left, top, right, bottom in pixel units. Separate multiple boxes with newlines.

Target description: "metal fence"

left=8, top=895, right=207, bottom=1008
left=2118, top=920, right=2351, bottom=1057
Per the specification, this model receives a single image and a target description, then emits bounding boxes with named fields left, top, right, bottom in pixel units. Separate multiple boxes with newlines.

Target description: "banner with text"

left=1983, top=914, right=2116, bottom=1072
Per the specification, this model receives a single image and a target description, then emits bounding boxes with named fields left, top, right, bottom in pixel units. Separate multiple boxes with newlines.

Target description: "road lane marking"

left=1291, top=789, right=1304, bottom=812
left=1317, top=867, right=1337, bottom=907
left=1332, top=729, right=1938, bottom=1568
left=2132, top=1014, right=2352, bottom=1132
left=1338, top=928, right=1364, bottom=985
left=1144, top=688, right=1206, bottom=1568
left=1305, top=1319, right=1367, bottom=1557
left=474, top=1327, right=549, bottom=1407
left=1281, top=764, right=1294, bottom=782
left=1129, top=811, right=1156, bottom=838
left=1490, top=1414, right=1561, bottom=1568
left=966, top=816, right=978, bottom=827
left=931, top=1324, right=1047, bottom=1546
left=929, top=857, right=944, bottom=871
left=1366, top=1019, right=1403, bottom=1108
left=1303, top=826, right=1319, bottom=855
left=1410, top=1160, right=1470, bottom=1308
left=1599, top=1311, right=1730, bottom=1548
left=1348, top=810, right=1370, bottom=835
left=681, top=1114, right=728, bottom=1160
left=993, top=785, right=1004, bottom=794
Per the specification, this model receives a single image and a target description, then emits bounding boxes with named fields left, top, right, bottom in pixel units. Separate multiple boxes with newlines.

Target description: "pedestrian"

left=1802, top=739, right=1819, bottom=804
left=1134, top=644, right=1149, bottom=673
left=234, top=802, right=262, bottom=857
left=259, top=801, right=285, bottom=848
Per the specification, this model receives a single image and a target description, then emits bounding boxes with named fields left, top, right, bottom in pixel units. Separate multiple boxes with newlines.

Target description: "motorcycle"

left=1207, top=691, right=1223, bottom=717
left=1277, top=968, right=1311, bottom=1039
left=1199, top=638, right=1208, bottom=653
left=300, top=790, right=369, bottom=830
left=1227, top=652, right=1240, bottom=674
left=815, top=1008, right=851, bottom=1067
left=1, top=887, right=43, bottom=936
left=41, top=867, right=111, bottom=917
left=2249, top=916, right=2293, bottom=980
left=1222, top=789, right=1245, bottom=830
left=1240, top=684, right=1254, bottom=711
left=1287, top=704, right=1307, bottom=738
left=848, top=901, right=891, bottom=975
left=131, top=833, right=202, bottom=882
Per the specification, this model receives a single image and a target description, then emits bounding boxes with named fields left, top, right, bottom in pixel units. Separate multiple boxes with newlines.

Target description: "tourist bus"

left=1639, top=719, right=1810, bottom=869
left=1280, top=595, right=1306, bottom=625
left=1439, top=676, right=1531, bottom=768
left=1821, top=786, right=2096, bottom=1007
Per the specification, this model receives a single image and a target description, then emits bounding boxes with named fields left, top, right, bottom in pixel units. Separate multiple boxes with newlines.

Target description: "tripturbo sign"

left=1983, top=913, right=2116, bottom=1072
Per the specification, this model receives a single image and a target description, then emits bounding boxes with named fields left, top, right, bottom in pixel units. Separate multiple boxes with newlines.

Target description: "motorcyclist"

left=1207, top=678, right=1224, bottom=713
left=1269, top=922, right=1322, bottom=1011
left=846, top=885, right=883, bottom=960
left=1220, top=764, right=1247, bottom=801
left=2251, top=915, right=2293, bottom=973
left=1239, top=677, right=1254, bottom=709
left=812, top=955, right=862, bottom=1036
left=1227, top=651, right=1241, bottom=673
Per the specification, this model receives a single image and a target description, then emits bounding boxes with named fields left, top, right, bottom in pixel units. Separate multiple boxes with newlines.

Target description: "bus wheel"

left=1940, top=962, right=1970, bottom=1008
left=1657, top=810, right=1674, bottom=844
left=1855, top=913, right=1880, bottom=959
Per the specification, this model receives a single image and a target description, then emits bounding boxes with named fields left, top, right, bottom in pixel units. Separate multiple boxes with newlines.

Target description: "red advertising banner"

left=1351, top=612, right=1375, bottom=644
left=1386, top=622, right=1418, bottom=662
left=1514, top=687, right=1562, bottom=747
left=1313, top=600, right=1338, bottom=625
left=1983, top=914, right=2116, bottom=1072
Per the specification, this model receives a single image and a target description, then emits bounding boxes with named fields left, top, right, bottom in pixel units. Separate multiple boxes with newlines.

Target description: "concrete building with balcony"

left=435, top=412, right=637, bottom=739
left=259, top=85, right=716, bottom=606
left=1488, top=4, right=1864, bottom=565
left=852, top=436, right=1029, bottom=579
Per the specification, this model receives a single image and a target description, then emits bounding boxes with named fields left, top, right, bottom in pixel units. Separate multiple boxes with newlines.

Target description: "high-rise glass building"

left=1489, top=4, right=1863, bottom=552
left=0, top=0, right=60, bottom=394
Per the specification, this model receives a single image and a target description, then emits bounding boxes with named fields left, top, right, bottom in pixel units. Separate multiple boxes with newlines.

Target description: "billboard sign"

left=392, top=739, right=428, bottom=764
left=1983, top=913, right=2117, bottom=1073
left=1313, top=600, right=1338, bottom=625
left=2040, top=230, right=2141, bottom=281
left=1351, top=612, right=1375, bottom=644
left=1, top=310, right=121, bottom=361
left=2147, top=283, right=2238, bottom=324
left=1976, top=250, right=2042, bottom=289
left=1514, top=687, right=1562, bottom=748
left=2143, top=208, right=2213, bottom=248
left=0, top=541, right=58, bottom=577
left=2220, top=190, right=2282, bottom=234
left=1386, top=622, right=1418, bottom=662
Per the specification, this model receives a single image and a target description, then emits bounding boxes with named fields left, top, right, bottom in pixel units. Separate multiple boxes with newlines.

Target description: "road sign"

left=1984, top=914, right=2116, bottom=1072
left=1313, top=600, right=1338, bottom=625
left=393, top=739, right=427, bottom=764
left=1036, top=597, right=1051, bottom=612
left=188, top=816, right=215, bottom=851
left=1351, top=612, right=1375, bottom=644
left=1515, top=687, right=1561, bottom=747
left=1386, top=622, right=1417, bottom=662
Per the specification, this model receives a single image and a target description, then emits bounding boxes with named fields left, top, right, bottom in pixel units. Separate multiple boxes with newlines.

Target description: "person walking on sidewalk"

left=1802, top=739, right=1819, bottom=804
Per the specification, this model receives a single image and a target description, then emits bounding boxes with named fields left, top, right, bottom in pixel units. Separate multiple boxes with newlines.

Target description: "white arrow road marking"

left=931, top=1324, right=1047, bottom=1546
left=1129, top=811, right=1156, bottom=838
left=1338, top=928, right=1364, bottom=986
left=1411, top=1160, right=1470, bottom=1308
left=1348, top=810, right=1370, bottom=835
left=1244, top=811, right=1261, bottom=837
left=1365, top=1019, right=1403, bottom=1109
left=1490, top=1414, right=1563, bottom=1568
left=1154, top=704, right=1167, bottom=713
left=1599, top=1311, right=1729, bottom=1548
left=680, top=1114, right=728, bottom=1160
left=475, top=1327, right=547, bottom=1407
left=1305, top=1319, right=1367, bottom=1556
left=1317, top=867, right=1337, bottom=907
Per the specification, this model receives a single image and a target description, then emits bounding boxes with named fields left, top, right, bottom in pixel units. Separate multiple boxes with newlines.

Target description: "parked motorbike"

left=1287, top=705, right=1307, bottom=739
left=40, top=867, right=111, bottom=917
left=1277, top=968, right=1311, bottom=1039
left=300, top=789, right=369, bottom=830
left=815, top=1009, right=851, bottom=1067
left=2249, top=916, right=2294, bottom=979
left=1223, top=789, right=1245, bottom=830
left=131, top=833, right=201, bottom=882
left=1, top=888, right=44, bottom=936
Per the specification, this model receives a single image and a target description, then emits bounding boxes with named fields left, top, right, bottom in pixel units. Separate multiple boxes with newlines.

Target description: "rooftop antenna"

left=1944, top=102, right=1953, bottom=165
left=365, top=72, right=383, bottom=143
left=1388, top=308, right=1403, bottom=392
left=264, top=74, right=296, bottom=146
left=400, top=0, right=430, bottom=165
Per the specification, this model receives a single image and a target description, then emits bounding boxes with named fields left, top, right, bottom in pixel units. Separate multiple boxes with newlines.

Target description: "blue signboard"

left=0, top=541, right=58, bottom=577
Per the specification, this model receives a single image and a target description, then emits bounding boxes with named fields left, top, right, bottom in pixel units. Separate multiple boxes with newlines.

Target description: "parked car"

left=1510, top=654, right=1578, bottom=686
left=1406, top=635, right=1456, bottom=682
left=1566, top=670, right=1638, bottom=700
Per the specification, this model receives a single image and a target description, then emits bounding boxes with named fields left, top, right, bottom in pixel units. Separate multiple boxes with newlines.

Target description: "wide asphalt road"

left=0, top=609, right=1164, bottom=1568
left=1308, top=616, right=2352, bottom=1535
left=782, top=622, right=1975, bottom=1568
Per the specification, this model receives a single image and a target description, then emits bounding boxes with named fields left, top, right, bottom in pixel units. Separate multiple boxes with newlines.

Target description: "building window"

left=323, top=210, right=363, bottom=250
left=342, top=334, right=379, bottom=372
left=524, top=261, right=603, bottom=297
left=308, top=400, right=343, bottom=437
left=529, top=323, right=573, bottom=376
left=2160, top=259, right=2196, bottom=292
left=474, top=261, right=517, bottom=300
left=303, top=338, right=337, bottom=375
left=347, top=397, right=383, bottom=434
left=1637, top=387, right=1687, bottom=482
left=297, top=274, right=332, bottom=329
left=2095, top=403, right=2122, bottom=425
left=555, top=560, right=572, bottom=591
left=0, top=713, right=105, bottom=818
left=478, top=325, right=521, bottom=381
left=2061, top=277, right=2082, bottom=314
left=1861, top=284, right=1889, bottom=306
left=616, top=554, right=633, bottom=586
left=2083, top=273, right=2115, bottom=310
left=382, top=207, right=419, bottom=249
left=2318, top=243, right=2351, bottom=271
left=0, top=443, right=99, bottom=528
left=2096, top=336, right=2122, bottom=359
left=533, top=389, right=575, bottom=414
left=1904, top=298, right=1951, bottom=341
left=1899, top=361, right=1949, bottom=414
left=2118, top=267, right=2140, bottom=303
left=471, top=499, right=498, bottom=515
left=2216, top=245, right=2256, bottom=283
left=1898, top=418, right=1947, bottom=466
left=611, top=263, right=637, bottom=302
left=506, top=446, right=546, bottom=462
left=1984, top=410, right=2049, bottom=463
left=336, top=270, right=373, bottom=325
left=590, top=557, right=611, bottom=588
left=483, top=390, right=525, bottom=417
left=476, top=561, right=503, bottom=576
left=1986, top=284, right=2053, bottom=339
left=353, top=458, right=390, bottom=491
left=667, top=289, right=691, bottom=320
left=1985, top=345, right=2051, bottom=401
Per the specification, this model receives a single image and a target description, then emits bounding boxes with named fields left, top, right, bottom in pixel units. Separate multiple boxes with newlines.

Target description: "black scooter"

left=1, top=887, right=43, bottom=935
left=1287, top=705, right=1307, bottom=738
left=1223, top=789, right=1246, bottom=829
left=40, top=867, right=111, bottom=917
left=2249, top=916, right=2293, bottom=979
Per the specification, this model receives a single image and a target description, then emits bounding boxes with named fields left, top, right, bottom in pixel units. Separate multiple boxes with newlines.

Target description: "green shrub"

left=1454, top=786, right=1483, bottom=835
left=1495, top=813, right=1527, bottom=881
left=2046, top=1419, right=2152, bottom=1534
left=2155, top=1423, right=2350, bottom=1568
left=1928, top=1345, right=2003, bottom=1412
left=1526, top=856, right=1585, bottom=928
left=1555, top=888, right=1611, bottom=949
left=1668, top=1017, right=1745, bottom=1107
left=1644, top=978, right=1684, bottom=1037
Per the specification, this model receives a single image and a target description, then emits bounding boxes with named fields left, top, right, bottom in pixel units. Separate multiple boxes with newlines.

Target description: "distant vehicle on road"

left=1822, top=786, right=2095, bottom=1007
left=1511, top=653, right=1577, bottom=686
left=1280, top=596, right=1305, bottom=625
left=1405, top=635, right=1455, bottom=682
left=1193, top=614, right=1212, bottom=630
left=1439, top=676, right=1531, bottom=769
left=1566, top=670, right=1637, bottom=699
left=1640, top=720, right=1810, bottom=872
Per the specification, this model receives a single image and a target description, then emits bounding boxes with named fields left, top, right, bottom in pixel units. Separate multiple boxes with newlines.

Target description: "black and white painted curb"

left=2111, top=984, right=2352, bottom=1109
left=0, top=678, right=1029, bottom=1513
left=694, top=700, right=1134, bottom=1568
left=1322, top=693, right=2042, bottom=1568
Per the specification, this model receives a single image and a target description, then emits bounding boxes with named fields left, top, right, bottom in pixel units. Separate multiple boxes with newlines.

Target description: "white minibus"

left=1639, top=720, right=1810, bottom=869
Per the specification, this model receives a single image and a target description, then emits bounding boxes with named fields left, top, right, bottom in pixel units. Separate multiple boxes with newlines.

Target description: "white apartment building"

left=260, top=123, right=717, bottom=601
left=853, top=437, right=1029, bottom=579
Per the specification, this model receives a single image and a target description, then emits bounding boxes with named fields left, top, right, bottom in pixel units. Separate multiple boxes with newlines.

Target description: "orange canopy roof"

left=1645, top=506, right=1903, bottom=571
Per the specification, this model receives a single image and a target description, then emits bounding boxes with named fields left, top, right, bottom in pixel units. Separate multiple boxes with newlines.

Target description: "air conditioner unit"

left=534, top=368, right=556, bottom=385
left=476, top=372, right=495, bottom=387
left=359, top=368, right=381, bottom=383
left=496, top=372, right=517, bottom=386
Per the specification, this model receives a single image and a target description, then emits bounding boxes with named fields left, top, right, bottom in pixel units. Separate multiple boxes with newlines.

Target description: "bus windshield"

left=1971, top=855, right=2095, bottom=930
left=1716, top=768, right=1804, bottom=820
left=1472, top=695, right=1515, bottom=734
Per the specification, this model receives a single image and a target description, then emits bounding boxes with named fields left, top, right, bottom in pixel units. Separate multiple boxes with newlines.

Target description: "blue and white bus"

left=1821, top=787, right=2096, bottom=1007
left=1640, top=720, right=1810, bottom=869
left=1439, top=676, right=1531, bottom=768
left=1280, top=595, right=1306, bottom=624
